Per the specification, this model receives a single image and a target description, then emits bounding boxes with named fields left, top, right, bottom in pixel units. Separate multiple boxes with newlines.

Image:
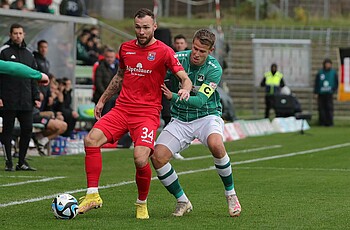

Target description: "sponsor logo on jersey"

left=147, top=52, right=156, bottom=61
left=209, top=82, right=217, bottom=89
left=197, top=74, right=205, bottom=82
left=126, top=62, right=153, bottom=76
left=126, top=52, right=136, bottom=55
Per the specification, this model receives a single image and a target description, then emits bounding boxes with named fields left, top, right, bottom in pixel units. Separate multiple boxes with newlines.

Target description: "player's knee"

left=84, top=132, right=99, bottom=147
left=151, top=147, right=170, bottom=168
left=60, top=122, right=68, bottom=134
left=208, top=139, right=226, bottom=158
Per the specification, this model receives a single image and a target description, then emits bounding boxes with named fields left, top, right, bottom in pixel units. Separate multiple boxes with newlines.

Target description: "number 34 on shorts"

left=140, top=127, right=154, bottom=144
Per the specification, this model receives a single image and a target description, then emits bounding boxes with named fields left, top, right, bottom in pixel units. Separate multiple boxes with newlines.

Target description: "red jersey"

left=117, top=39, right=184, bottom=111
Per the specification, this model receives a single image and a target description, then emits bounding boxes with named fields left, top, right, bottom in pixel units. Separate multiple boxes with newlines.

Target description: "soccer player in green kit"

left=151, top=29, right=241, bottom=217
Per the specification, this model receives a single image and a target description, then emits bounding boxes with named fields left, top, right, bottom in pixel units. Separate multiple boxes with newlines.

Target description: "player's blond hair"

left=193, top=29, right=216, bottom=49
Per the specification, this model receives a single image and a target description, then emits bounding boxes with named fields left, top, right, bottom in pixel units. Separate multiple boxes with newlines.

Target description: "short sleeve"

left=165, top=46, right=184, bottom=74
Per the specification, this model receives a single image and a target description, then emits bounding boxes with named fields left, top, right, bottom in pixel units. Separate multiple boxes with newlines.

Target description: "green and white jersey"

left=167, top=50, right=223, bottom=122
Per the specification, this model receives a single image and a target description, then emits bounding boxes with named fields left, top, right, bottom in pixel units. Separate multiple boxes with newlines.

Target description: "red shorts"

left=93, top=105, right=160, bottom=150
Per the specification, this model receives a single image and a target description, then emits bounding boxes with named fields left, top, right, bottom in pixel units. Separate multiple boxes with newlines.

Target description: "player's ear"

left=209, top=46, right=215, bottom=54
left=153, top=22, right=157, bottom=31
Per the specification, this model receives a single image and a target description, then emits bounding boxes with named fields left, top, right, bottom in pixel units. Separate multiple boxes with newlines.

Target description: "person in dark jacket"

left=0, top=23, right=40, bottom=171
left=58, top=78, right=79, bottom=137
left=34, top=40, right=51, bottom=112
left=33, top=40, right=50, bottom=75
left=92, top=47, right=118, bottom=115
left=314, top=58, right=338, bottom=126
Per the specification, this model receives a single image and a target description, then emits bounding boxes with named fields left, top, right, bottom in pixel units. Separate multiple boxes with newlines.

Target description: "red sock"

left=85, top=146, right=102, bottom=188
left=135, top=163, right=152, bottom=201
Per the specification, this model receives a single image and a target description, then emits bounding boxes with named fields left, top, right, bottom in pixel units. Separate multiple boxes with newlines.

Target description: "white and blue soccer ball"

left=51, top=193, right=78, bottom=220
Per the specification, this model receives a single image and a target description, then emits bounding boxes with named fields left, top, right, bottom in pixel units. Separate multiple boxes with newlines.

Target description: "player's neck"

left=136, top=38, right=157, bottom=48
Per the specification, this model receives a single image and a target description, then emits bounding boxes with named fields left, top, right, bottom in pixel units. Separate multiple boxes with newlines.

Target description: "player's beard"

left=137, top=35, right=152, bottom=47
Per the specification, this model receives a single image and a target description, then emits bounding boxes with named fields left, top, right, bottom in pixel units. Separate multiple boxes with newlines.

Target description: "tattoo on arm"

left=99, top=68, right=125, bottom=103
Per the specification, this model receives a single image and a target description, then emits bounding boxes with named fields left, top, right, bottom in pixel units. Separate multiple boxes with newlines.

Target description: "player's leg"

left=43, top=119, right=67, bottom=139
left=2, top=110, right=16, bottom=171
left=78, top=128, right=107, bottom=214
left=133, top=146, right=152, bottom=219
left=198, top=115, right=241, bottom=217
left=152, top=123, right=193, bottom=216
left=129, top=112, right=160, bottom=219
left=79, top=108, right=127, bottom=214
left=17, top=110, right=35, bottom=170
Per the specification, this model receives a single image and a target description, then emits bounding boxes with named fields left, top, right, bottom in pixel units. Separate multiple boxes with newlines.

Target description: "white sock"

left=136, top=198, right=147, bottom=204
left=87, top=187, right=98, bottom=194
left=225, top=189, right=236, bottom=197
left=177, top=193, right=189, bottom=203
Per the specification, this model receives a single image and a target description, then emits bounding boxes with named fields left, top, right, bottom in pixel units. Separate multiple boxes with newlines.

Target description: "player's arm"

left=162, top=83, right=215, bottom=109
left=174, top=70, right=192, bottom=100
left=94, top=68, right=125, bottom=120
left=0, top=60, right=49, bottom=83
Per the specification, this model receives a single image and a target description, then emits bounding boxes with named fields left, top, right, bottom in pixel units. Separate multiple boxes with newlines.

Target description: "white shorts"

left=156, top=115, right=224, bottom=154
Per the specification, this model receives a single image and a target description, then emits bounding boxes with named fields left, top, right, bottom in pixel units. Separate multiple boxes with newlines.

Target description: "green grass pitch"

left=0, top=125, right=349, bottom=229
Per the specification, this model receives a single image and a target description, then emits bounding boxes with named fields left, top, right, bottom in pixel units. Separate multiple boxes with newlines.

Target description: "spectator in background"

left=58, top=78, right=79, bottom=137
left=34, top=40, right=52, bottom=112
left=260, top=63, right=285, bottom=119
left=33, top=40, right=50, bottom=75
left=34, top=0, right=52, bottom=13
left=90, top=26, right=100, bottom=38
left=32, top=105, right=67, bottom=156
left=92, top=47, right=118, bottom=115
left=173, top=34, right=189, bottom=52
left=0, top=0, right=10, bottom=9
left=314, top=58, right=338, bottom=126
left=10, top=0, right=29, bottom=11
left=49, top=76, right=65, bottom=119
left=76, top=30, right=98, bottom=65
left=0, top=23, right=40, bottom=171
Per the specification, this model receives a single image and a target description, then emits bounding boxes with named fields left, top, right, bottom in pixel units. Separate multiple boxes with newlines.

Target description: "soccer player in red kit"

left=78, top=8, right=192, bottom=219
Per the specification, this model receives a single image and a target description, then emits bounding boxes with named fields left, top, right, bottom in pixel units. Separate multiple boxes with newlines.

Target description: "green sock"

left=156, top=163, right=188, bottom=202
left=214, top=154, right=236, bottom=196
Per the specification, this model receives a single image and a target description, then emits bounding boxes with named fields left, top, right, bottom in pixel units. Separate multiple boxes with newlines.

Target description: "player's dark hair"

left=134, top=8, right=155, bottom=21
left=174, top=34, right=187, bottom=42
left=193, top=29, right=215, bottom=49
left=10, top=23, right=24, bottom=33
left=37, top=39, right=48, bottom=48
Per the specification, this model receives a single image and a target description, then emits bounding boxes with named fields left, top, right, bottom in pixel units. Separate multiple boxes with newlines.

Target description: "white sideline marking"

left=183, top=145, right=282, bottom=161
left=0, top=142, right=349, bottom=208
left=235, top=166, right=350, bottom=172
left=231, top=142, right=350, bottom=166
left=0, top=175, right=47, bottom=178
left=0, top=176, right=66, bottom=187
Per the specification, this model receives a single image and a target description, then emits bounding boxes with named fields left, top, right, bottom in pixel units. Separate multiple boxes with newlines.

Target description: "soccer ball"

left=51, top=193, right=78, bottom=220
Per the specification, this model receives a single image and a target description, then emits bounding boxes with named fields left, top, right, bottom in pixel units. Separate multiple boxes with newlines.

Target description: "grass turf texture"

left=0, top=125, right=349, bottom=229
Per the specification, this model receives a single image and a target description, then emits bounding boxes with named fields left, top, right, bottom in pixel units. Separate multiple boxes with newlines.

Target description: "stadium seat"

left=77, top=103, right=95, bottom=130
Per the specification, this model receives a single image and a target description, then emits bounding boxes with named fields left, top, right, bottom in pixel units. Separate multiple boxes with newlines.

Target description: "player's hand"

left=95, top=101, right=104, bottom=120
left=161, top=84, right=173, bottom=100
left=34, top=100, right=41, bottom=108
left=0, top=99, right=3, bottom=107
left=72, top=111, right=79, bottom=119
left=178, top=89, right=190, bottom=101
left=39, top=73, right=50, bottom=86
